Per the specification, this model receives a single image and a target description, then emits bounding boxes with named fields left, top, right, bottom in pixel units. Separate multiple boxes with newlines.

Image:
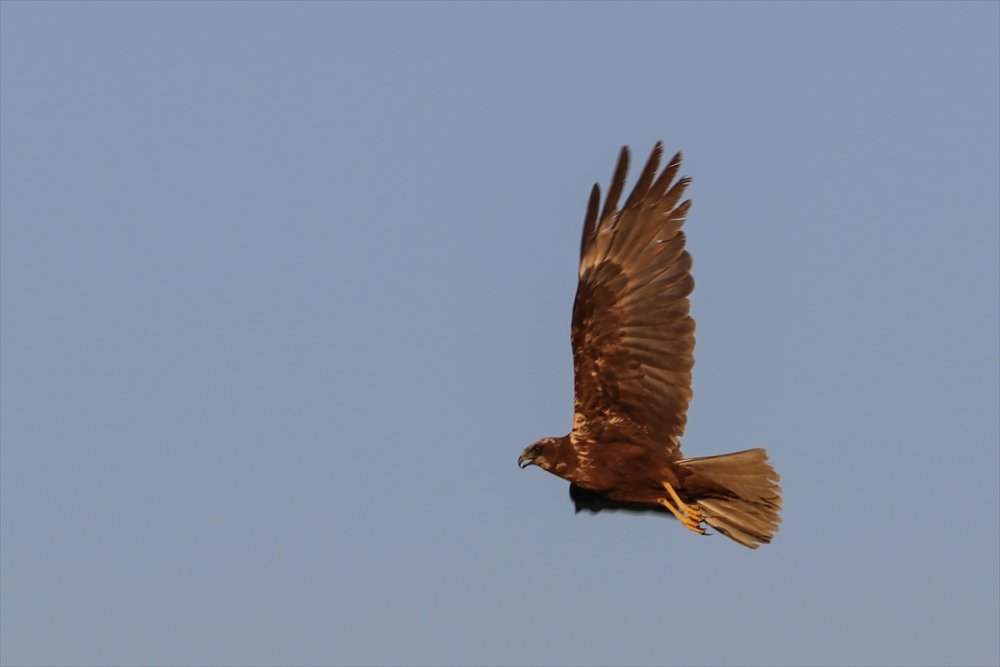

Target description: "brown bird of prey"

left=518, top=142, right=782, bottom=549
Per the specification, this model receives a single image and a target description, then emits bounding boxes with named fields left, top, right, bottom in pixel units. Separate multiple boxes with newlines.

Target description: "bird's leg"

left=659, top=481, right=707, bottom=535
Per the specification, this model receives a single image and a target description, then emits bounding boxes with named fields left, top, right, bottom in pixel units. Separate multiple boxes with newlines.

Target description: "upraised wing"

left=571, top=142, right=695, bottom=452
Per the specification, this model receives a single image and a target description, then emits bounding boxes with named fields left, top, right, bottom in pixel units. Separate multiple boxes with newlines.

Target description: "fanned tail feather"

left=678, top=448, right=782, bottom=549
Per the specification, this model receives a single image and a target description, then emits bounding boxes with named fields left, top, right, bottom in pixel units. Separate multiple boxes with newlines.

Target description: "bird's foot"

left=659, top=481, right=708, bottom=535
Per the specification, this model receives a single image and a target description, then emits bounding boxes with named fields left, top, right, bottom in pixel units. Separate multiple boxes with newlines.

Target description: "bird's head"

left=518, top=437, right=563, bottom=471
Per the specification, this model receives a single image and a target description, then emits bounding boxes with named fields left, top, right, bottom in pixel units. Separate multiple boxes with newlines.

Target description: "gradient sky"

left=2, top=2, right=998, bottom=666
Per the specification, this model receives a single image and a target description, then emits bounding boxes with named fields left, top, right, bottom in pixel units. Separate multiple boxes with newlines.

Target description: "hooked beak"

left=518, top=451, right=535, bottom=469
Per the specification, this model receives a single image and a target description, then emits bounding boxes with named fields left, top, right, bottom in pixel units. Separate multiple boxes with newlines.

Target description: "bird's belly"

left=560, top=452, right=681, bottom=504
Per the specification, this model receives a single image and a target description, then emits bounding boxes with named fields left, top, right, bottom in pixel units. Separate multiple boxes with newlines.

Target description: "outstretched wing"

left=571, top=142, right=694, bottom=453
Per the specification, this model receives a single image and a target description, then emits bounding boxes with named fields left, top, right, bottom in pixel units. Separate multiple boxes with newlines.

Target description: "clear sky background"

left=2, top=2, right=998, bottom=666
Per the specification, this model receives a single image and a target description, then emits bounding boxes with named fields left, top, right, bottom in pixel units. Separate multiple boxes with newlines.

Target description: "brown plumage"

left=518, top=142, right=782, bottom=549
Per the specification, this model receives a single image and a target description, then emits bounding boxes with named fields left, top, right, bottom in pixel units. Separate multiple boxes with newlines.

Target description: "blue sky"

left=2, top=2, right=998, bottom=666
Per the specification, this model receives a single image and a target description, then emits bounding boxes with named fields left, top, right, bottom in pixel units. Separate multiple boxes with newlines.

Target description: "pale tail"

left=677, top=448, right=782, bottom=549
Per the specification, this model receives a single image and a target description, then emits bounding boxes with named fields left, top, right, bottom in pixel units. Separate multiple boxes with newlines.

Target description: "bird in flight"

left=518, top=142, right=782, bottom=549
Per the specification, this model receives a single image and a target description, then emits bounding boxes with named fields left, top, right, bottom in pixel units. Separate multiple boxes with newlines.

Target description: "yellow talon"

left=659, top=481, right=707, bottom=535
